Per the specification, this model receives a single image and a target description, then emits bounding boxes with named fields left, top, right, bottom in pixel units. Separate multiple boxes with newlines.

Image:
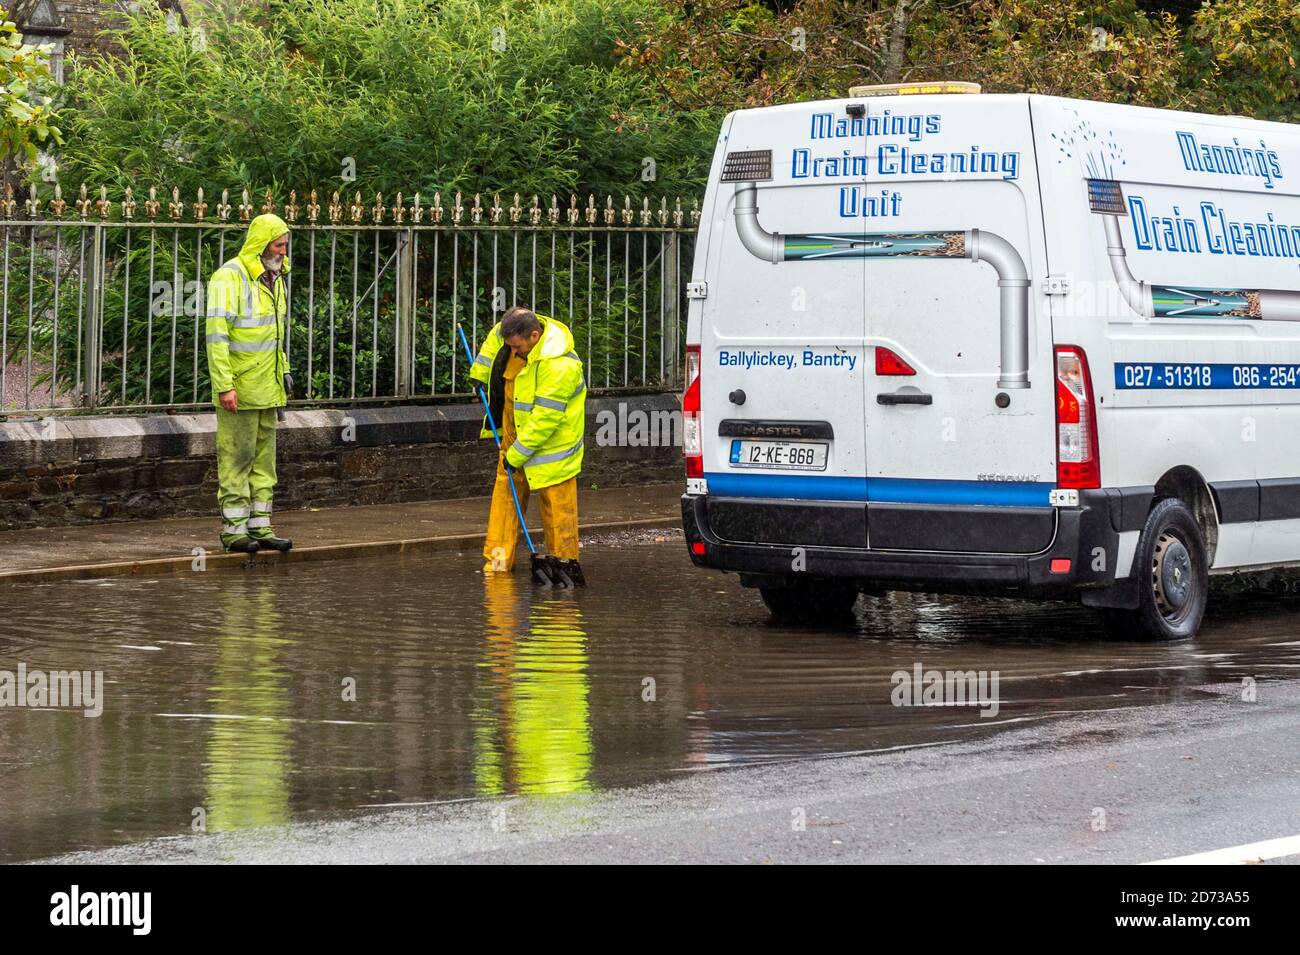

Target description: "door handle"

left=876, top=392, right=932, bottom=406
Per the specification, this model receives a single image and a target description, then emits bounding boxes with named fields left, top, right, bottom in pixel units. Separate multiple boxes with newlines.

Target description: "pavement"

left=0, top=481, right=682, bottom=583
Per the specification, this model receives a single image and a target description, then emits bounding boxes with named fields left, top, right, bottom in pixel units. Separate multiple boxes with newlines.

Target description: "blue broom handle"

left=457, top=325, right=537, bottom=555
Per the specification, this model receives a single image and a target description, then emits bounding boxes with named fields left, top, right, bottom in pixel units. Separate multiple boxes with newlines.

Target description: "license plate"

left=729, top=439, right=828, bottom=471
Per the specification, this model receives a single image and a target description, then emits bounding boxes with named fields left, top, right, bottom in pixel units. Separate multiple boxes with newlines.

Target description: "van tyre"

left=1105, top=498, right=1207, bottom=641
left=760, top=580, right=859, bottom=623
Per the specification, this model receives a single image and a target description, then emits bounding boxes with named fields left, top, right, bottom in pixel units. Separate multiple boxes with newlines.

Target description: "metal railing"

left=0, top=183, right=699, bottom=414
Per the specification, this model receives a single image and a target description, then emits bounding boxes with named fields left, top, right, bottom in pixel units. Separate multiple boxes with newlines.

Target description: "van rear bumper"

left=681, top=492, right=1120, bottom=597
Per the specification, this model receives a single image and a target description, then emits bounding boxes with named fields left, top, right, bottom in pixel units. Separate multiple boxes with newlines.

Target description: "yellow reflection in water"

left=204, top=582, right=292, bottom=831
left=475, top=574, right=592, bottom=796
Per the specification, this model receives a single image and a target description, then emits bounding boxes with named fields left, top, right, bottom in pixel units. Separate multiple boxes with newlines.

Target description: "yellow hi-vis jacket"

left=205, top=214, right=291, bottom=409
left=470, top=315, right=586, bottom=489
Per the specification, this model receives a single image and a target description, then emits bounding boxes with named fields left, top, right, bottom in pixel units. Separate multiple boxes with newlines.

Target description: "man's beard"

left=261, top=252, right=284, bottom=273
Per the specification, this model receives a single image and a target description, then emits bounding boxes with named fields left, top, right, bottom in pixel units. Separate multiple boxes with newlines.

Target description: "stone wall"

left=0, top=394, right=683, bottom=529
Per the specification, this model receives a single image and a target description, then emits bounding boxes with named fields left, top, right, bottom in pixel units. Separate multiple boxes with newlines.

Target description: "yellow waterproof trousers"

left=216, top=406, right=278, bottom=547
left=483, top=353, right=579, bottom=571
left=483, top=463, right=580, bottom=571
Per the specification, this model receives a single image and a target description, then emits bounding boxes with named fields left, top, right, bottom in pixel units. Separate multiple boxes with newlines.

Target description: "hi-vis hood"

left=530, top=315, right=576, bottom=363
left=237, top=213, right=291, bottom=281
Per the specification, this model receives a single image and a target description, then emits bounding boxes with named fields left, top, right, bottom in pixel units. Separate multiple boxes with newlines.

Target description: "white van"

left=680, top=83, right=1300, bottom=640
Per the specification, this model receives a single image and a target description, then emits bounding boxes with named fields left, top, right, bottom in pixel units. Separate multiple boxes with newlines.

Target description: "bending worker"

left=204, top=213, right=294, bottom=555
left=470, top=306, right=586, bottom=581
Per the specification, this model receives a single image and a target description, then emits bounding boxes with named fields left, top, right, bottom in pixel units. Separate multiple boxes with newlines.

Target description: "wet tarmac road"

left=3, top=530, right=1300, bottom=863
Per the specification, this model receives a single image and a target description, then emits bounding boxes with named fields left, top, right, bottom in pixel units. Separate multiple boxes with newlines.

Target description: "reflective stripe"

left=533, top=395, right=566, bottom=412
left=474, top=355, right=492, bottom=367
left=510, top=439, right=535, bottom=459
left=207, top=308, right=237, bottom=320
left=231, top=314, right=277, bottom=328
left=219, top=264, right=257, bottom=318
left=513, top=400, right=533, bottom=413
left=206, top=333, right=229, bottom=344
left=522, top=437, right=584, bottom=468
left=222, top=522, right=247, bottom=536
left=235, top=266, right=256, bottom=317
left=247, top=516, right=271, bottom=529
left=571, top=379, right=586, bottom=398
left=564, top=351, right=580, bottom=361
left=222, top=506, right=251, bottom=519
left=251, top=501, right=273, bottom=513
left=229, top=339, right=277, bottom=352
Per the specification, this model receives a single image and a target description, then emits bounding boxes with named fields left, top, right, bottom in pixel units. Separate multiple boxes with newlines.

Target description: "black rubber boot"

left=253, top=535, right=293, bottom=553
left=563, top=559, right=586, bottom=587
left=224, top=537, right=261, bottom=554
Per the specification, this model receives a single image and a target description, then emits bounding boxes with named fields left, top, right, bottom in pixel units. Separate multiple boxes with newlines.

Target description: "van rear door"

left=702, top=102, right=869, bottom=549
left=860, top=97, right=1057, bottom=554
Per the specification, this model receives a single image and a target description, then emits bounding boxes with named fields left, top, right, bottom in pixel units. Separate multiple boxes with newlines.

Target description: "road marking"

left=1144, top=833, right=1300, bottom=865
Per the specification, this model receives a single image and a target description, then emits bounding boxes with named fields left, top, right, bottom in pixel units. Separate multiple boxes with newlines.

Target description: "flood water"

left=2, top=531, right=1299, bottom=862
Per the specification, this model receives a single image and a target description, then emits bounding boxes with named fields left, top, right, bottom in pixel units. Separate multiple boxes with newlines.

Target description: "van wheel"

left=1105, top=498, right=1207, bottom=641
left=760, top=581, right=859, bottom=623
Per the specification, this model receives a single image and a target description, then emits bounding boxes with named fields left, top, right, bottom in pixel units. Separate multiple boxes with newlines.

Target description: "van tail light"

left=682, top=345, right=703, bottom=479
left=1055, top=345, right=1100, bottom=489
left=875, top=346, right=916, bottom=376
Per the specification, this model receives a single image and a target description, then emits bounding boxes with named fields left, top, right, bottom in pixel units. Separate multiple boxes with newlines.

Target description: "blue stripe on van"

left=703, top=472, right=1054, bottom=507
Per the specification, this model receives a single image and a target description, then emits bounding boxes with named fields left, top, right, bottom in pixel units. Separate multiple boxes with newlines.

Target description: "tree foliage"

left=53, top=0, right=713, bottom=198
left=0, top=12, right=61, bottom=163
left=616, top=0, right=1299, bottom=124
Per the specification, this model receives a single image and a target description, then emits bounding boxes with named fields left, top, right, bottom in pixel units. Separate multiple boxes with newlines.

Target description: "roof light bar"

left=847, top=81, right=982, bottom=97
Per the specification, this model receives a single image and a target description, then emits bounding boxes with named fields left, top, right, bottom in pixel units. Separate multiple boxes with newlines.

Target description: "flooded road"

left=3, top=531, right=1299, bottom=863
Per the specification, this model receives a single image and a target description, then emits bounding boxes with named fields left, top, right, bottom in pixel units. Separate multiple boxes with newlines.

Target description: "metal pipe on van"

left=1101, top=200, right=1300, bottom=321
left=732, top=182, right=1031, bottom=389
left=1102, top=214, right=1155, bottom=318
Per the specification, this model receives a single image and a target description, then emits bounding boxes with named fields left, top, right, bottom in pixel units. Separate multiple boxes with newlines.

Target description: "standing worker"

left=205, top=213, right=294, bottom=555
left=470, top=306, right=586, bottom=584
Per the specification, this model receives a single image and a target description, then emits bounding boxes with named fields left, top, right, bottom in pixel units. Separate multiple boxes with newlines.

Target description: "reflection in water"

left=475, top=575, right=592, bottom=796
left=204, top=582, right=292, bottom=832
left=3, top=536, right=1300, bottom=861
